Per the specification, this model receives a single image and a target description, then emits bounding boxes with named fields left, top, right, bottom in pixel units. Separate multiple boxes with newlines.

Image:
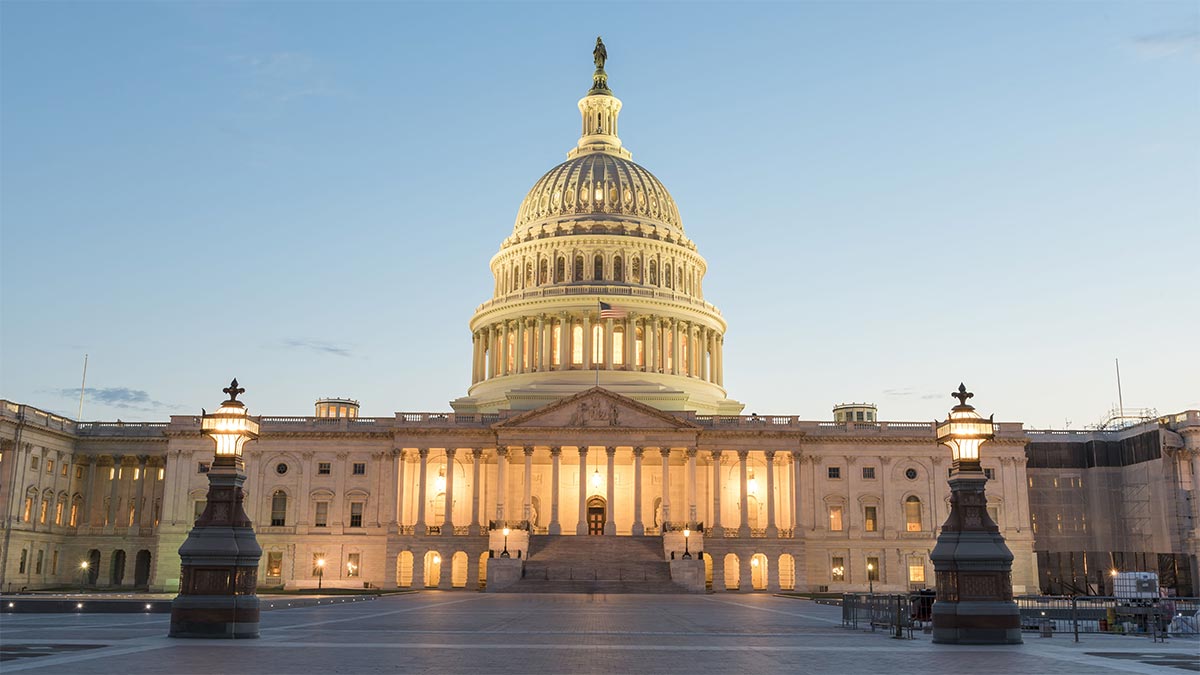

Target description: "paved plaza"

left=1, top=593, right=1197, bottom=674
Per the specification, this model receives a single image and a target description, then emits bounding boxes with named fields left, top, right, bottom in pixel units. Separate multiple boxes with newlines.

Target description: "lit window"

left=909, top=560, right=926, bottom=583
left=55, top=501, right=64, bottom=525
left=157, top=468, right=164, bottom=480
left=867, top=556, right=880, bottom=581
left=39, top=499, right=49, bottom=523
left=571, top=324, right=584, bottom=365
left=905, top=496, right=922, bottom=532
left=831, top=556, right=845, bottom=581
left=349, top=502, right=364, bottom=528
left=46, top=459, right=54, bottom=474
left=347, top=552, right=361, bottom=578
left=828, top=505, right=844, bottom=532
left=266, top=552, right=283, bottom=579
left=864, top=506, right=877, bottom=532
left=315, top=502, right=328, bottom=527
left=612, top=327, right=625, bottom=366
left=862, top=467, right=875, bottom=480
left=352, top=463, right=366, bottom=476
left=75, top=466, right=83, bottom=479
left=69, top=502, right=79, bottom=527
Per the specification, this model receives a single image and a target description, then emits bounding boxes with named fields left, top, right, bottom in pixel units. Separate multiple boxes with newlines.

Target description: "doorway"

left=586, top=496, right=606, bottom=535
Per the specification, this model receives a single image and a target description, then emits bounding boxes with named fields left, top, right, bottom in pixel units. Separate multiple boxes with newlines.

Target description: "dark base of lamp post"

left=169, top=595, right=260, bottom=639
left=932, top=600, right=1022, bottom=644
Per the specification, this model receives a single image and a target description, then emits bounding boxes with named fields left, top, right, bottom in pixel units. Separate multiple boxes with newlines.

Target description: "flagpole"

left=595, top=301, right=601, bottom=388
left=77, top=353, right=88, bottom=420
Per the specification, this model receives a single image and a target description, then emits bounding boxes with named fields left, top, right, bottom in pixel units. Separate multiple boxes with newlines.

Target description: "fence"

left=844, top=593, right=1200, bottom=641
left=1016, top=595, right=1200, bottom=640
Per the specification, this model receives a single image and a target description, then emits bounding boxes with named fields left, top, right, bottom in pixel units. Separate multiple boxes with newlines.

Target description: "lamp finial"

left=952, top=383, right=973, bottom=407
left=223, top=378, right=245, bottom=402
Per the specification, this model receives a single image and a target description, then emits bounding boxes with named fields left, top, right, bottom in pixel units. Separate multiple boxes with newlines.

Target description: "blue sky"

left=2, top=1, right=1197, bottom=427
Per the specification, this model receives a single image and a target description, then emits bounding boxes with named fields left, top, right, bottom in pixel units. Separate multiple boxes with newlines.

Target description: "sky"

left=1, top=1, right=1197, bottom=428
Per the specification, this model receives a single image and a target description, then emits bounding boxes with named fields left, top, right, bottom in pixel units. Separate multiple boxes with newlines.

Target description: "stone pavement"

left=1, top=593, right=1196, bottom=674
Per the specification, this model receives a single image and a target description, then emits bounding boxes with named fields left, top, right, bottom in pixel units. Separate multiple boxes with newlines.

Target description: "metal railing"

left=1016, top=595, right=1200, bottom=640
left=842, top=593, right=919, bottom=638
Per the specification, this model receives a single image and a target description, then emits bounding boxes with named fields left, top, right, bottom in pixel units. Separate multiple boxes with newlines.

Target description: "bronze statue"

left=593, top=36, right=607, bottom=70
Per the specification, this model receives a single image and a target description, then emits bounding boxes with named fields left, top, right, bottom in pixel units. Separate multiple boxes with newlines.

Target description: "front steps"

left=495, top=534, right=688, bottom=594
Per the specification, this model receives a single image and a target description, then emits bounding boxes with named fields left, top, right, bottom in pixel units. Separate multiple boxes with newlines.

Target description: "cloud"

left=883, top=387, right=943, bottom=400
left=281, top=338, right=353, bottom=358
left=1131, top=29, right=1200, bottom=59
left=228, top=51, right=340, bottom=103
left=53, top=387, right=168, bottom=411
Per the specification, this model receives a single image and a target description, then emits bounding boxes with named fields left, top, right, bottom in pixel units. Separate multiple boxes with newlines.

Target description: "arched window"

left=612, top=326, right=625, bottom=365
left=905, top=496, right=922, bottom=532
left=555, top=257, right=565, bottom=282
left=271, top=490, right=288, bottom=527
left=524, top=262, right=533, bottom=288
left=571, top=323, right=584, bottom=365
left=664, top=264, right=673, bottom=289
left=613, top=256, right=623, bottom=282
left=632, top=257, right=642, bottom=283
left=649, top=260, right=658, bottom=285
left=511, top=264, right=519, bottom=292
left=593, top=254, right=604, bottom=281
left=574, top=256, right=584, bottom=281
left=538, top=259, right=549, bottom=285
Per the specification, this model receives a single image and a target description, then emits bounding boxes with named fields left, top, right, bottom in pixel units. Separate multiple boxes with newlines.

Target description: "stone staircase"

left=499, top=535, right=685, bottom=594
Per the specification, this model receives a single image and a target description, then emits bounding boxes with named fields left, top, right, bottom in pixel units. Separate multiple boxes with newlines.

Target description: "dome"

left=512, top=153, right=682, bottom=236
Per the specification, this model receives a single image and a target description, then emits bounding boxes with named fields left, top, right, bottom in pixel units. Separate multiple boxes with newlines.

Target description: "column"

left=500, top=322, right=510, bottom=376
left=1190, top=450, right=1200, bottom=538
left=671, top=319, right=681, bottom=375
left=660, top=448, right=671, bottom=526
left=765, top=451, right=778, bottom=537
left=107, top=455, right=123, bottom=527
left=646, top=317, right=656, bottom=372
left=522, top=446, right=533, bottom=522
left=80, top=458, right=96, bottom=527
left=558, top=313, right=570, bottom=370
left=786, top=453, right=796, bottom=535
left=632, top=447, right=645, bottom=536
left=488, top=325, right=498, bottom=378
left=686, top=448, right=698, bottom=523
left=583, top=315, right=592, bottom=370
left=711, top=450, right=724, bottom=536
left=471, top=332, right=480, bottom=383
left=415, top=449, right=429, bottom=534
left=576, top=445, right=589, bottom=535
left=738, top=450, right=750, bottom=537
left=496, top=446, right=508, bottom=522
left=137, top=456, right=152, bottom=528
left=442, top=448, right=456, bottom=533
left=389, top=450, right=401, bottom=528
left=604, top=446, right=616, bottom=534
left=396, top=450, right=407, bottom=528
left=689, top=325, right=699, bottom=377
left=515, top=320, right=526, bottom=374
left=604, top=318, right=614, bottom=370
left=469, top=449, right=482, bottom=535
left=536, top=316, right=546, bottom=371
left=624, top=315, right=635, bottom=369
left=549, top=447, right=562, bottom=535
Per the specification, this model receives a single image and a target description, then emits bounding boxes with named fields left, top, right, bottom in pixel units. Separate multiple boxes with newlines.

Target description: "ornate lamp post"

left=867, top=562, right=875, bottom=595
left=930, top=384, right=1021, bottom=644
left=501, top=527, right=511, bottom=558
left=682, top=528, right=692, bottom=559
left=169, top=380, right=263, bottom=639
left=79, top=561, right=89, bottom=592
left=316, top=559, right=325, bottom=591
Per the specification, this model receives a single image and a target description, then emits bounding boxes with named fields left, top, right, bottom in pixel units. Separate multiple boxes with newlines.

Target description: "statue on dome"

left=593, top=36, right=607, bottom=70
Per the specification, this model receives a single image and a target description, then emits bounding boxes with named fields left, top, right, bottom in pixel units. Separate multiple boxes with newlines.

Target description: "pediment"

left=494, top=387, right=701, bottom=431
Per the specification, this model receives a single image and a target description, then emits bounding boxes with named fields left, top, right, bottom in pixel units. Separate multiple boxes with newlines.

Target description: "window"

left=612, top=327, right=624, bottom=366
left=55, top=501, right=64, bottom=525
left=35, top=549, right=44, bottom=574
left=19, top=549, right=27, bottom=574
left=864, top=506, right=877, bottom=532
left=862, top=467, right=875, bottom=480
left=855, top=411, right=864, bottom=422
left=270, top=491, right=288, bottom=526
left=908, top=559, right=926, bottom=583
left=831, top=556, right=845, bottom=581
left=571, top=323, right=584, bottom=365
left=46, top=459, right=54, bottom=474
left=828, top=505, right=844, bottom=532
left=198, top=462, right=210, bottom=474
left=352, top=463, right=366, bottom=476
left=69, top=502, right=79, bottom=527
left=347, top=552, right=361, bottom=578
left=266, top=552, right=283, bottom=580
left=51, top=550, right=59, bottom=575
left=828, top=467, right=840, bottom=479
left=75, top=466, right=83, bottom=479
left=128, top=502, right=136, bottom=526
left=193, top=500, right=206, bottom=522
left=59, top=462, right=67, bottom=476
left=349, top=502, right=364, bottom=528
left=23, top=497, right=32, bottom=522
left=30, top=456, right=40, bottom=471
left=594, top=254, right=604, bottom=281
left=275, top=463, right=288, bottom=475
left=39, top=499, right=49, bottom=524
left=905, top=496, right=922, bottom=532
left=905, top=468, right=917, bottom=480
left=314, top=502, right=329, bottom=527
left=574, top=255, right=584, bottom=281
left=867, top=556, right=880, bottom=581
left=318, top=462, right=331, bottom=475
left=983, top=468, right=995, bottom=480
left=158, top=468, right=164, bottom=480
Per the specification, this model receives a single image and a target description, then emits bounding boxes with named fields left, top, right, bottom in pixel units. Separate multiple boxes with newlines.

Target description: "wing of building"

left=1, top=44, right=1197, bottom=597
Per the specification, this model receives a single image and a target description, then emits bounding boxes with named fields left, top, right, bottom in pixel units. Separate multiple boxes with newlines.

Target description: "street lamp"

left=170, top=379, right=263, bottom=639
left=501, top=527, right=511, bottom=558
left=316, top=558, right=325, bottom=591
left=930, top=384, right=1021, bottom=645
left=682, top=528, right=692, bottom=559
left=79, top=561, right=89, bottom=592
left=867, top=562, right=875, bottom=594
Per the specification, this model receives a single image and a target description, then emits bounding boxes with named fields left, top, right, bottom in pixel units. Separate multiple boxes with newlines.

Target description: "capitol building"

left=1, top=43, right=1197, bottom=597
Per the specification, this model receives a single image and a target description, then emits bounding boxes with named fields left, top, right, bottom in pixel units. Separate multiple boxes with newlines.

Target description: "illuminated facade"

left=1, top=45, right=1196, bottom=596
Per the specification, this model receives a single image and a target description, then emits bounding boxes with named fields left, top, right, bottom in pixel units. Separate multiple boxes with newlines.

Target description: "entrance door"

left=587, top=497, right=606, bottom=535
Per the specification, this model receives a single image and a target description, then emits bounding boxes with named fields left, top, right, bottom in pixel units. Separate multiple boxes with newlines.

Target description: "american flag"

left=598, top=301, right=628, bottom=319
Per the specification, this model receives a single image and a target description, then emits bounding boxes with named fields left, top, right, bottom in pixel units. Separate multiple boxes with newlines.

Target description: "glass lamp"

left=936, top=383, right=994, bottom=473
left=201, top=379, right=259, bottom=464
